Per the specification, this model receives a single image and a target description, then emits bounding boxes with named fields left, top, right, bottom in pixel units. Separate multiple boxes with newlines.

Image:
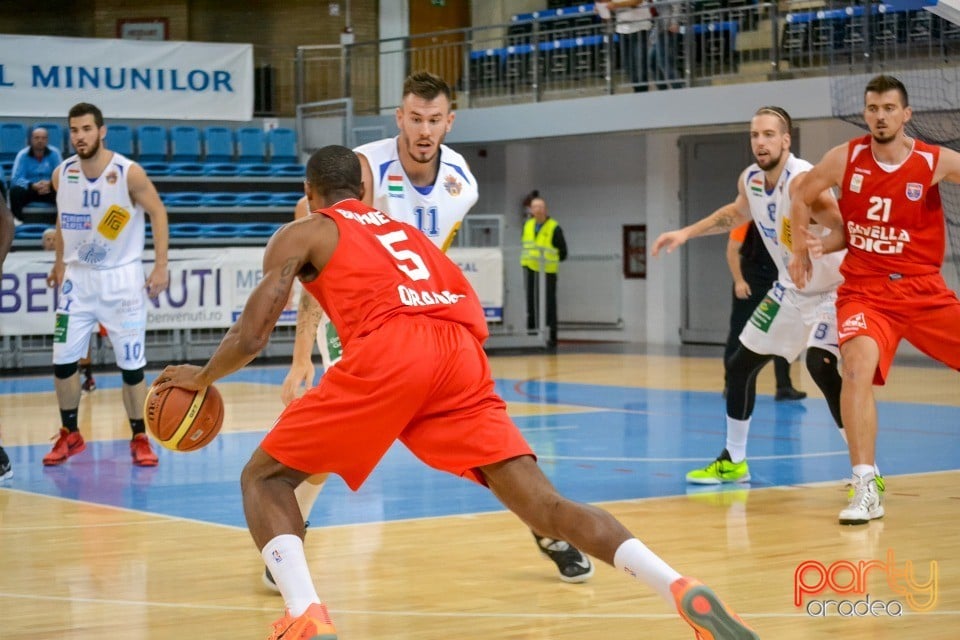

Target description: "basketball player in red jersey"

left=153, top=146, right=757, bottom=640
left=791, top=74, right=960, bottom=525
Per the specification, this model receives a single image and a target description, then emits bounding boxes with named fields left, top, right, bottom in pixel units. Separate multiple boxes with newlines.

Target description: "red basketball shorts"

left=836, top=272, right=960, bottom=384
left=261, top=315, right=534, bottom=490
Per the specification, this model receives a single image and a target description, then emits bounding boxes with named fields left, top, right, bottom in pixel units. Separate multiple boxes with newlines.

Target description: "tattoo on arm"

left=709, top=208, right=738, bottom=233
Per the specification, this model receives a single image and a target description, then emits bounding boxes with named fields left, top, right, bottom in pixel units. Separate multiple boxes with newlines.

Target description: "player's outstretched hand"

left=651, top=230, right=687, bottom=257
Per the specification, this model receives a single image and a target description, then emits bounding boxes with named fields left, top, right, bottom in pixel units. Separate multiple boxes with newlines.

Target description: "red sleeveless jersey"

left=839, top=134, right=944, bottom=279
left=300, top=198, right=488, bottom=349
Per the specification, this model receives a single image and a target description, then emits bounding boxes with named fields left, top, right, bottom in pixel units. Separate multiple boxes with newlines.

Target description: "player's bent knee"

left=54, top=362, right=79, bottom=379
left=121, top=367, right=145, bottom=386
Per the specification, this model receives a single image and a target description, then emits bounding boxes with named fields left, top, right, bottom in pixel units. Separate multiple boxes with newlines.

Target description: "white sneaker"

left=839, top=476, right=884, bottom=525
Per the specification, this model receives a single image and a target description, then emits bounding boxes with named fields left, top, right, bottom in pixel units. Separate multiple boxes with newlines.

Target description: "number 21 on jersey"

left=866, top=196, right=891, bottom=222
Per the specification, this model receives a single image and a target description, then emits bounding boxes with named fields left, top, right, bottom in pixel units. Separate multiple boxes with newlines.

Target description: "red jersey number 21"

left=376, top=230, right=431, bottom=281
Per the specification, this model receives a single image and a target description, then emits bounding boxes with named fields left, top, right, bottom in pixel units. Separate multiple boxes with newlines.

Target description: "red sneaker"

left=130, top=433, right=159, bottom=467
left=42, top=428, right=86, bottom=466
left=671, top=577, right=758, bottom=640
left=267, top=602, right=337, bottom=640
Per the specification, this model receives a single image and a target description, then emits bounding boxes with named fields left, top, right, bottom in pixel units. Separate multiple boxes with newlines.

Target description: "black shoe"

left=775, top=386, right=807, bottom=402
left=263, top=520, right=309, bottom=593
left=81, top=375, right=96, bottom=392
left=533, top=532, right=594, bottom=583
left=0, top=446, right=11, bottom=481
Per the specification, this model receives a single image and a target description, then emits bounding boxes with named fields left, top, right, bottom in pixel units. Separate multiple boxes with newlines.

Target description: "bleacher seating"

left=32, top=123, right=66, bottom=154
left=105, top=125, right=135, bottom=157
left=137, top=125, right=168, bottom=162
left=0, top=123, right=27, bottom=162
left=237, top=127, right=267, bottom=164
left=203, top=126, right=235, bottom=163
left=6, top=120, right=302, bottom=246
left=267, top=128, right=298, bottom=164
left=170, top=126, right=202, bottom=162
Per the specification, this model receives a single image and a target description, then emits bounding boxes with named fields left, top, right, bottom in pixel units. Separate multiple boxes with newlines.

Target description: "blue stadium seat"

left=170, top=126, right=201, bottom=162
left=139, top=161, right=171, bottom=176
left=203, top=126, right=235, bottom=163
left=137, top=125, right=168, bottom=162
left=0, top=123, right=27, bottom=162
left=267, top=127, right=298, bottom=164
left=14, top=223, right=49, bottom=240
left=168, top=223, right=205, bottom=238
left=240, top=223, right=282, bottom=238
left=239, top=163, right=272, bottom=177
left=32, top=123, right=66, bottom=154
left=104, top=125, right=134, bottom=157
left=199, top=192, right=242, bottom=207
left=236, top=127, right=266, bottom=164
left=271, top=164, right=306, bottom=178
left=203, top=163, right=240, bottom=177
left=237, top=192, right=275, bottom=207
left=272, top=192, right=304, bottom=208
left=164, top=192, right=204, bottom=207
left=203, top=223, right=246, bottom=238
left=169, top=162, right=205, bottom=177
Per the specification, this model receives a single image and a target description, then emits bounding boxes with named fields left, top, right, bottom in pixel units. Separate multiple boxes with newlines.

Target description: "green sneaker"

left=686, top=450, right=751, bottom=485
left=847, top=474, right=885, bottom=499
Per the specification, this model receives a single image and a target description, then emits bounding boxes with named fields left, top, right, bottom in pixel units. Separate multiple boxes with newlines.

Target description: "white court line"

left=2, top=519, right=183, bottom=532
left=0, top=591, right=956, bottom=619
left=543, top=450, right=849, bottom=463
left=520, top=425, right=578, bottom=432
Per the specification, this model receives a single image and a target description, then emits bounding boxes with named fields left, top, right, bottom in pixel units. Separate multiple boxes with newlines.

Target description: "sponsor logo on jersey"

left=443, top=173, right=462, bottom=197
left=850, top=173, right=863, bottom=193
left=838, top=312, right=867, bottom=339
left=846, top=222, right=909, bottom=255
left=77, top=240, right=108, bottom=265
left=97, top=205, right=131, bottom=240
left=388, top=174, right=404, bottom=198
left=61, top=213, right=91, bottom=230
left=854, top=167, right=871, bottom=175
left=105, top=171, right=118, bottom=185
left=905, top=182, right=923, bottom=201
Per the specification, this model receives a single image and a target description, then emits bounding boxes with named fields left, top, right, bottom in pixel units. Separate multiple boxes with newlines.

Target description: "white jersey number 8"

left=376, top=230, right=431, bottom=281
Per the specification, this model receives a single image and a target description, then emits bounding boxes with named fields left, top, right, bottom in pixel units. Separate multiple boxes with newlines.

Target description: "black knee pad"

left=121, top=367, right=145, bottom=386
left=54, top=362, right=79, bottom=379
left=805, top=347, right=838, bottom=384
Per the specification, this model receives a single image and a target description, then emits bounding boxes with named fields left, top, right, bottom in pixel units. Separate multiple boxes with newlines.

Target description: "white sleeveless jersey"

left=354, top=137, right=479, bottom=249
left=56, top=153, right=146, bottom=269
left=743, top=153, right=844, bottom=294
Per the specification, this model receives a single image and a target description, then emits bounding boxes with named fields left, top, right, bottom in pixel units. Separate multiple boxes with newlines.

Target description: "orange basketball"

left=143, top=384, right=224, bottom=452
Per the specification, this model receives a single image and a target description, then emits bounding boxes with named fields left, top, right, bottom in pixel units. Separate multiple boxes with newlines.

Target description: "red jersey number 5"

left=376, top=230, right=431, bottom=281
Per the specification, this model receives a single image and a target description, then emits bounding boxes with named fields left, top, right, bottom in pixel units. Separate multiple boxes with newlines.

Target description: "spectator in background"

left=725, top=222, right=805, bottom=401
left=521, top=192, right=568, bottom=349
left=598, top=1, right=653, bottom=92
left=649, top=0, right=683, bottom=90
left=10, top=128, right=62, bottom=222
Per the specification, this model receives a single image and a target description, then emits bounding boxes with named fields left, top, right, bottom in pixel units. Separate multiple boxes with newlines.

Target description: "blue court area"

left=2, top=364, right=958, bottom=529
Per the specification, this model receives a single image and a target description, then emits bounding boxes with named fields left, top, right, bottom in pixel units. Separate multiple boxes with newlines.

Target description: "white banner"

left=0, top=247, right=504, bottom=336
left=0, top=35, right=253, bottom=120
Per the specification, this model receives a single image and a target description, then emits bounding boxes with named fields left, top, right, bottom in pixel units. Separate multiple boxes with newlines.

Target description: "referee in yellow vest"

left=521, top=193, right=567, bottom=349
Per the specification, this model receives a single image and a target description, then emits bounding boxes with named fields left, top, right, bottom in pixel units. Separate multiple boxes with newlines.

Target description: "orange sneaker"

left=267, top=602, right=337, bottom=640
left=130, top=433, right=159, bottom=467
left=671, top=577, right=759, bottom=640
left=42, top=428, right=86, bottom=466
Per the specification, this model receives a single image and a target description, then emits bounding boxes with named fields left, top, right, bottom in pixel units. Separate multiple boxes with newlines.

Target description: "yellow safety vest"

left=520, top=217, right=560, bottom=274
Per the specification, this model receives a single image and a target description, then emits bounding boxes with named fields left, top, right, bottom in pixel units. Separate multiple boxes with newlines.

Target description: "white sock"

left=295, top=478, right=325, bottom=522
left=261, top=534, right=320, bottom=616
left=852, top=464, right=874, bottom=481
left=837, top=427, right=848, bottom=444
left=874, top=463, right=881, bottom=477
left=725, top=417, right=750, bottom=462
left=613, top=538, right=682, bottom=604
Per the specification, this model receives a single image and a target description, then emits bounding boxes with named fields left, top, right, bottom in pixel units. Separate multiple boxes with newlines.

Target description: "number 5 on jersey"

left=376, top=230, right=431, bottom=281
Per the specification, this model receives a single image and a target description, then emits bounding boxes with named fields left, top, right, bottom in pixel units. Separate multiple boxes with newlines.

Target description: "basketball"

left=143, top=384, right=224, bottom=452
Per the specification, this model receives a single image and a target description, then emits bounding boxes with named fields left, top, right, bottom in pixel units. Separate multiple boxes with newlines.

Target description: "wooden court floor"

left=1, top=351, right=958, bottom=639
